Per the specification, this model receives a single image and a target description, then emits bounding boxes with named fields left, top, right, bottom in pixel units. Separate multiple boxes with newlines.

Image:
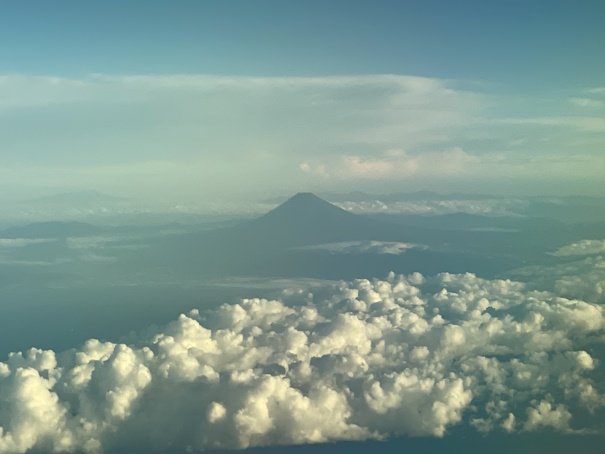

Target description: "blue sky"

left=3, top=0, right=604, bottom=89
left=0, top=0, right=604, bottom=201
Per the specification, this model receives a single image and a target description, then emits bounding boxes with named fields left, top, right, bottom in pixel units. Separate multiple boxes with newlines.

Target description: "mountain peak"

left=290, top=192, right=322, bottom=200
left=263, top=192, right=346, bottom=219
left=282, top=192, right=331, bottom=206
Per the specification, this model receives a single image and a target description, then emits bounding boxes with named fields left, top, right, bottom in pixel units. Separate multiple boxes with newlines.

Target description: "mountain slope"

left=234, top=192, right=400, bottom=248
left=141, top=193, right=405, bottom=271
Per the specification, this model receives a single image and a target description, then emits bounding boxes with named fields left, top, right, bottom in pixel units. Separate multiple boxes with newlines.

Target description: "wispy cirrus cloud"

left=496, top=116, right=605, bottom=132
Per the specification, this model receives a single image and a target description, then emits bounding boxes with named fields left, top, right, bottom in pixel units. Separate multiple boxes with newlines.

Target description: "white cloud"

left=0, top=271, right=604, bottom=452
left=569, top=97, right=604, bottom=108
left=0, top=239, right=52, bottom=248
left=0, top=75, right=90, bottom=110
left=553, top=259, right=605, bottom=305
left=508, top=255, right=605, bottom=305
left=524, top=401, right=573, bottom=432
left=293, top=241, right=426, bottom=255
left=496, top=116, right=605, bottom=133
left=0, top=73, right=482, bottom=200
left=335, top=198, right=528, bottom=216
left=587, top=87, right=605, bottom=95
left=303, top=148, right=482, bottom=181
left=551, top=239, right=605, bottom=257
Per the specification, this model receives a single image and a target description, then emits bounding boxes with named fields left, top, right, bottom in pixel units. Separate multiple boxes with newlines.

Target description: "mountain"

left=119, top=193, right=524, bottom=279
left=261, top=192, right=349, bottom=221
left=234, top=192, right=401, bottom=248
left=137, top=193, right=404, bottom=271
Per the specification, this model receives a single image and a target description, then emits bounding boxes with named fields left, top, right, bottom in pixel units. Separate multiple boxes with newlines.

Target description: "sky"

left=1, top=0, right=604, bottom=202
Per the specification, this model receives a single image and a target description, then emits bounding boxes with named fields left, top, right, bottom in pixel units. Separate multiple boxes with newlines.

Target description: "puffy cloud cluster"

left=301, top=148, right=485, bottom=181
left=335, top=198, right=527, bottom=216
left=552, top=257, right=605, bottom=304
left=292, top=241, right=426, bottom=255
left=551, top=239, right=605, bottom=257
left=512, top=254, right=605, bottom=305
left=1, top=272, right=604, bottom=452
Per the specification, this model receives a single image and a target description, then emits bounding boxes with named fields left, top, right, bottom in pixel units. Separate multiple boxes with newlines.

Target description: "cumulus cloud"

left=292, top=241, right=426, bottom=255
left=302, top=148, right=484, bottom=181
left=348, top=148, right=481, bottom=178
left=1, top=271, right=604, bottom=452
left=552, top=260, right=605, bottom=305
left=551, top=239, right=605, bottom=257
left=513, top=243, right=605, bottom=305
left=505, top=253, right=605, bottom=305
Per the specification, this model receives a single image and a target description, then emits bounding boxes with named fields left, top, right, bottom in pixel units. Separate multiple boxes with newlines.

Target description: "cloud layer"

left=0, top=74, right=604, bottom=200
left=1, top=271, right=604, bottom=452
